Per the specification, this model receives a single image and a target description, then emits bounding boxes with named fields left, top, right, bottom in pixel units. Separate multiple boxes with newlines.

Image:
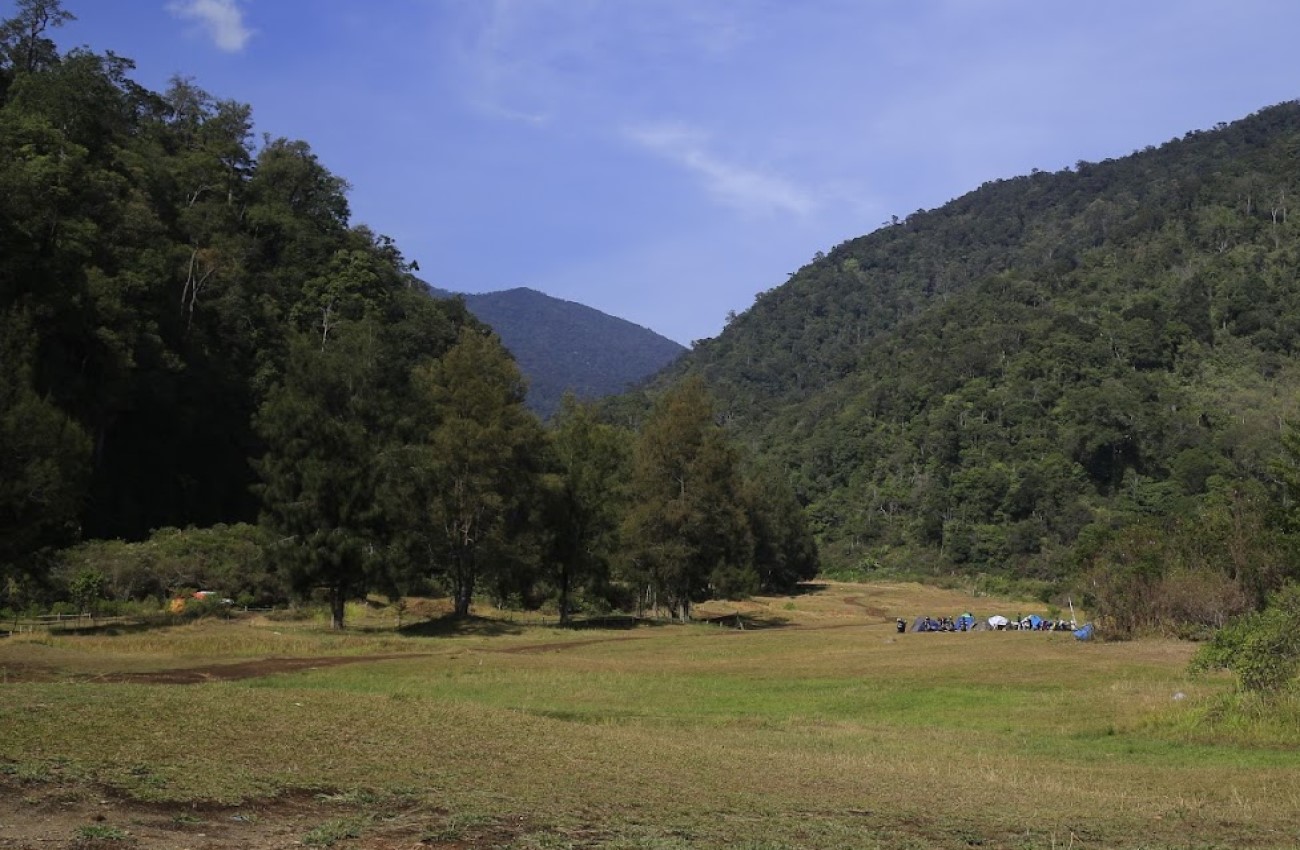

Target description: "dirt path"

left=0, top=654, right=431, bottom=686
left=842, top=596, right=890, bottom=618
left=493, top=635, right=646, bottom=654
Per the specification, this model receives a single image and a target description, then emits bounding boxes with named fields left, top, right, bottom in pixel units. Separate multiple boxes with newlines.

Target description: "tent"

left=955, top=613, right=975, bottom=631
left=1073, top=623, right=1094, bottom=641
left=987, top=615, right=1009, bottom=629
left=1022, top=614, right=1044, bottom=630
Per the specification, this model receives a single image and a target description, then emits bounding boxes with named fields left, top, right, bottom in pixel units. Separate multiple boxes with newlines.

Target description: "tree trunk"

left=329, top=584, right=346, bottom=631
left=454, top=582, right=472, bottom=617
left=453, top=553, right=474, bottom=618
left=558, top=565, right=571, bottom=625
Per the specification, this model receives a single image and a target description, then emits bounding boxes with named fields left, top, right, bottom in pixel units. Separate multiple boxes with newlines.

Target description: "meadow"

left=1, top=582, right=1297, bottom=850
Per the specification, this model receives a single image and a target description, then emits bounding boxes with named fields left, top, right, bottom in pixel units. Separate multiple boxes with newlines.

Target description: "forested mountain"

left=428, top=286, right=685, bottom=417
left=647, top=101, right=1300, bottom=593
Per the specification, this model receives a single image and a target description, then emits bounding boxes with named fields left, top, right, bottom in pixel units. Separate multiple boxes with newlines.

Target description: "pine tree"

left=544, top=394, right=631, bottom=623
left=253, top=326, right=383, bottom=630
left=623, top=378, right=753, bottom=621
left=395, top=327, right=544, bottom=617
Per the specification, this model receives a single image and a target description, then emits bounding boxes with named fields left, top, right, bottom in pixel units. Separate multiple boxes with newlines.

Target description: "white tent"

left=987, top=615, right=1009, bottom=628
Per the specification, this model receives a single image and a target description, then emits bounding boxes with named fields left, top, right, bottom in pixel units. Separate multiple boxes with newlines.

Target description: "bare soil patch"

left=0, top=773, right=520, bottom=849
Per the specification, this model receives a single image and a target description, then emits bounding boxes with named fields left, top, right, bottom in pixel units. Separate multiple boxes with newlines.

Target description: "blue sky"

left=56, top=1, right=1300, bottom=345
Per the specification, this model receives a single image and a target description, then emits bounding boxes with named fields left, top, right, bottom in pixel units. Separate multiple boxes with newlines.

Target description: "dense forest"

left=636, top=98, right=1300, bottom=633
left=0, top=1, right=817, bottom=628
left=426, top=286, right=685, bottom=418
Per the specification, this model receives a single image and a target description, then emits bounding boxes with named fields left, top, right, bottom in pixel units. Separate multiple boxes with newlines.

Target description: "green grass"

left=2, top=582, right=1298, bottom=849
left=302, top=815, right=371, bottom=847
left=75, top=824, right=128, bottom=841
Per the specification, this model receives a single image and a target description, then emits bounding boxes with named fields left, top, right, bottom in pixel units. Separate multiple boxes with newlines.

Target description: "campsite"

left=2, top=581, right=1297, bottom=850
left=905, top=612, right=1087, bottom=633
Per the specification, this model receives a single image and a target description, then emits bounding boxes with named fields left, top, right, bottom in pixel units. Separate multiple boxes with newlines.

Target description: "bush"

left=55, top=524, right=285, bottom=607
left=1081, top=512, right=1268, bottom=638
left=68, top=568, right=106, bottom=616
left=1192, top=584, right=1300, bottom=692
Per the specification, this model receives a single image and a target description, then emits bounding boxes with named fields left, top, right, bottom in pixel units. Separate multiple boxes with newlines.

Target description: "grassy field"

left=1, top=581, right=1297, bottom=849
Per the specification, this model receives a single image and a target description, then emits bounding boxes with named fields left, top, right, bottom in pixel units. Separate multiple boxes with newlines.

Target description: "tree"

left=0, top=309, right=90, bottom=580
left=67, top=566, right=104, bottom=617
left=253, top=326, right=383, bottom=630
left=0, top=0, right=73, bottom=82
left=544, top=394, right=632, bottom=623
left=398, top=327, right=544, bottom=617
left=742, top=464, right=819, bottom=594
left=623, top=378, right=753, bottom=621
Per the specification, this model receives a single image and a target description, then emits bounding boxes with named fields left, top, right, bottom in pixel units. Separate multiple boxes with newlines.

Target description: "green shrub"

left=55, top=524, right=286, bottom=607
left=1192, top=583, right=1300, bottom=692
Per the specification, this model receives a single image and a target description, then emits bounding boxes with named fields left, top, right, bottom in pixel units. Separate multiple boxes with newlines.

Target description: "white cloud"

left=625, top=122, right=816, bottom=218
left=456, top=0, right=755, bottom=125
left=167, top=0, right=252, bottom=53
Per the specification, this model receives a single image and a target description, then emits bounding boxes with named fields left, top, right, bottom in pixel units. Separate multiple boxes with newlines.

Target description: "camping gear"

left=1073, top=623, right=1094, bottom=641
left=988, top=615, right=1009, bottom=629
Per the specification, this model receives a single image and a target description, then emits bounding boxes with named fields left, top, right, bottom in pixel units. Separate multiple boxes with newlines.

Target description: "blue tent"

left=1073, top=623, right=1094, bottom=641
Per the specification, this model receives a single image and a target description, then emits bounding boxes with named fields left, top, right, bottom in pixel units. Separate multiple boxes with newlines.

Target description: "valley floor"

left=1, top=581, right=1295, bottom=850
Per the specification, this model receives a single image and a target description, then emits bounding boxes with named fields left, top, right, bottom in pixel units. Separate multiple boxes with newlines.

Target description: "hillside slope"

left=430, top=287, right=685, bottom=417
left=651, top=101, right=1300, bottom=576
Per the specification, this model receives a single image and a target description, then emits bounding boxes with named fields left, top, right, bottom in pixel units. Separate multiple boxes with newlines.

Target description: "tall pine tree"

left=624, top=378, right=753, bottom=621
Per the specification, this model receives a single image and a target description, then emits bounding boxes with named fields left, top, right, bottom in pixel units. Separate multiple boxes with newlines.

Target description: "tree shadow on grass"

left=563, top=615, right=672, bottom=631
left=45, top=617, right=200, bottom=637
left=568, top=612, right=796, bottom=631
left=699, top=612, right=794, bottom=630
left=397, top=614, right=525, bottom=638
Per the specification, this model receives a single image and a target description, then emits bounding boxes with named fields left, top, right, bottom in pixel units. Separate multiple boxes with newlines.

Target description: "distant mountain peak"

left=425, top=285, right=684, bottom=417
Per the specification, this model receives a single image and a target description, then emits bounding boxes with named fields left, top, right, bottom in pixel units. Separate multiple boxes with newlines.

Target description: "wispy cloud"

left=456, top=0, right=755, bottom=125
left=625, top=122, right=815, bottom=217
left=167, top=0, right=252, bottom=53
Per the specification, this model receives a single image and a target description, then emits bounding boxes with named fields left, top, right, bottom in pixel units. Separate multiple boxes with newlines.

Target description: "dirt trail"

left=493, top=635, right=646, bottom=654
left=0, top=654, right=430, bottom=686
left=842, top=596, right=889, bottom=618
